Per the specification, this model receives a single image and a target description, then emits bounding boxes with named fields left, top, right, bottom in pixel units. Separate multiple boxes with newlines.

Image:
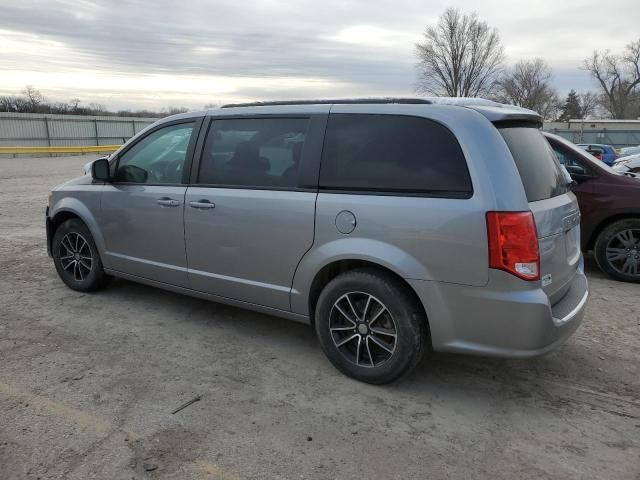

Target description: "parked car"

left=576, top=143, right=618, bottom=165
left=613, top=153, right=640, bottom=174
left=619, top=145, right=640, bottom=157
left=47, top=98, right=588, bottom=384
left=546, top=133, right=640, bottom=282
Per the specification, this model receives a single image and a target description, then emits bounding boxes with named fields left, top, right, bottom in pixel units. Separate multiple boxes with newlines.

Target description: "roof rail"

left=220, top=98, right=432, bottom=108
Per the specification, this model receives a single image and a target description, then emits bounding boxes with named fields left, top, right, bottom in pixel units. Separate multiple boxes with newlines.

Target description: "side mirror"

left=91, top=158, right=110, bottom=182
left=117, top=164, right=148, bottom=183
left=84, top=156, right=108, bottom=175
left=565, top=165, right=586, bottom=176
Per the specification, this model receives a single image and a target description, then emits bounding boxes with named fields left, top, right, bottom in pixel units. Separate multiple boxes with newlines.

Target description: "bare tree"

left=22, top=85, right=45, bottom=111
left=88, top=102, right=107, bottom=113
left=415, top=8, right=504, bottom=97
left=494, top=59, right=560, bottom=119
left=69, top=98, right=81, bottom=112
left=578, top=91, right=599, bottom=118
left=583, top=39, right=640, bottom=118
left=164, top=106, right=189, bottom=115
left=0, top=96, right=14, bottom=112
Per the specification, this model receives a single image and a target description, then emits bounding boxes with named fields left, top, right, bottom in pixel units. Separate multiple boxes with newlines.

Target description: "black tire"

left=594, top=218, right=640, bottom=283
left=52, top=218, right=109, bottom=292
left=314, top=268, right=427, bottom=384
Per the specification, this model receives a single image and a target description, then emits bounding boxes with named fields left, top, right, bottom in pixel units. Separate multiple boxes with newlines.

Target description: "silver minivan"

left=46, top=98, right=589, bottom=383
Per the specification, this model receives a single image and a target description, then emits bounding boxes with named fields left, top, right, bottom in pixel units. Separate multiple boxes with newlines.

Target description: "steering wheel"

left=147, top=159, right=183, bottom=183
left=149, top=164, right=165, bottom=183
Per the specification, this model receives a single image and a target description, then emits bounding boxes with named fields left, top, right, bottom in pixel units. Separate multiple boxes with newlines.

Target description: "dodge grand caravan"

left=46, top=98, right=589, bottom=383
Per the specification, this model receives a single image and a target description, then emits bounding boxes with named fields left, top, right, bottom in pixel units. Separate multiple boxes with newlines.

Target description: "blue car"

left=577, top=144, right=618, bottom=166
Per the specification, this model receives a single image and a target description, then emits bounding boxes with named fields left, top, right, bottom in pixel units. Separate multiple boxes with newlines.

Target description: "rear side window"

left=198, top=118, right=309, bottom=188
left=319, top=114, right=472, bottom=196
left=499, top=126, right=568, bottom=202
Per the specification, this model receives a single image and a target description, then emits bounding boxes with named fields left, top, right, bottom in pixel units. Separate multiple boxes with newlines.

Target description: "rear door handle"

left=157, top=198, right=180, bottom=207
left=189, top=200, right=215, bottom=209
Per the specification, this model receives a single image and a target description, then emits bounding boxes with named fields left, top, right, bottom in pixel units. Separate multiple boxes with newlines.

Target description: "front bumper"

left=408, top=261, right=589, bottom=358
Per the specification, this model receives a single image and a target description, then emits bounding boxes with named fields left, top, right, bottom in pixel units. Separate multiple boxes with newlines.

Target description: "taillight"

left=486, top=211, right=540, bottom=281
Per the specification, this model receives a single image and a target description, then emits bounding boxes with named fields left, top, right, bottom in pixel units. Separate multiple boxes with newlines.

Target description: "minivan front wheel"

left=52, top=219, right=108, bottom=292
left=315, top=269, right=427, bottom=384
left=594, top=218, right=640, bottom=283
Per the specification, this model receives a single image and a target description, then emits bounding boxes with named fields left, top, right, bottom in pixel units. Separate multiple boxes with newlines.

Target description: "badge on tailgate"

left=563, top=210, right=580, bottom=231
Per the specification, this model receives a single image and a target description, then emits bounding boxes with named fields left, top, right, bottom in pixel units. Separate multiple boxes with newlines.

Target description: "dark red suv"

left=545, top=132, right=640, bottom=283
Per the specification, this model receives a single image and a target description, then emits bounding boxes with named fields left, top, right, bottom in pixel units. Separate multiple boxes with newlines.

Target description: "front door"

left=184, top=116, right=322, bottom=310
left=100, top=120, right=199, bottom=286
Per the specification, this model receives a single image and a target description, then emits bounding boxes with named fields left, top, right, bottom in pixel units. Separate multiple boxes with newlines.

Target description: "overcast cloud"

left=0, top=0, right=639, bottom=110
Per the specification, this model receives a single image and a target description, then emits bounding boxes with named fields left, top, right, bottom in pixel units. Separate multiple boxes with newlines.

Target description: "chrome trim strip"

left=552, top=285, right=589, bottom=326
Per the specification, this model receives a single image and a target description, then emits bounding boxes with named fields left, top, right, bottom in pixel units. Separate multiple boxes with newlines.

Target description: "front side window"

left=198, top=118, right=309, bottom=188
left=319, top=114, right=472, bottom=196
left=114, top=123, right=194, bottom=184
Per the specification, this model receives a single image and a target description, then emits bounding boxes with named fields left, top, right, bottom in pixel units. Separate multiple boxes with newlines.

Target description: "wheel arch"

left=587, top=213, right=640, bottom=250
left=303, top=259, right=431, bottom=345
left=49, top=199, right=106, bottom=256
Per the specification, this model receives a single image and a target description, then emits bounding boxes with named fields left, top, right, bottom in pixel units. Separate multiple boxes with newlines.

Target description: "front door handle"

left=157, top=197, right=180, bottom=207
left=189, top=200, right=215, bottom=209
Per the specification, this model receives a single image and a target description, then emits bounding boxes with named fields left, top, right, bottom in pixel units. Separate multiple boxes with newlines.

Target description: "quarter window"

left=319, top=114, right=472, bottom=196
left=114, top=123, right=194, bottom=184
left=198, top=118, right=309, bottom=188
left=499, top=127, right=568, bottom=202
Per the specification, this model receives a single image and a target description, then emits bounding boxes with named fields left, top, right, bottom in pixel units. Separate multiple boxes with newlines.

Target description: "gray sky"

left=1, top=0, right=639, bottom=110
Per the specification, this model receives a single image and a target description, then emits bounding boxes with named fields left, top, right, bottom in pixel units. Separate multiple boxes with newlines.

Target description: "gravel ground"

left=1, top=155, right=639, bottom=480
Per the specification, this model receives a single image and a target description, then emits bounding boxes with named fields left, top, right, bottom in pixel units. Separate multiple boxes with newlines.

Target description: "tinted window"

left=198, top=118, right=309, bottom=188
left=499, top=127, right=568, bottom=202
left=319, top=114, right=472, bottom=196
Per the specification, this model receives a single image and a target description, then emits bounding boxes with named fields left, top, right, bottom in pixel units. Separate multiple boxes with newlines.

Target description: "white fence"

left=0, top=112, right=158, bottom=148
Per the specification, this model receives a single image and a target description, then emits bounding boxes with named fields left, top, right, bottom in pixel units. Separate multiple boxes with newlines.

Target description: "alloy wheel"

left=605, top=228, right=640, bottom=277
left=329, top=292, right=398, bottom=368
left=58, top=232, right=93, bottom=282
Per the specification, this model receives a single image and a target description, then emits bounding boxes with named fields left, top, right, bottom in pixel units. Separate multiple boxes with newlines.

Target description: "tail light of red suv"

left=486, top=211, right=540, bottom=281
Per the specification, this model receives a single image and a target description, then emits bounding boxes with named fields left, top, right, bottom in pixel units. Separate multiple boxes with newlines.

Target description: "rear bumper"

left=408, top=259, right=589, bottom=358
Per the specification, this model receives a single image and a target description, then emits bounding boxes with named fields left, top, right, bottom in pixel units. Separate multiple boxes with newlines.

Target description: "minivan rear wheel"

left=594, top=218, right=640, bottom=283
left=314, top=269, right=426, bottom=384
left=52, top=219, right=109, bottom=292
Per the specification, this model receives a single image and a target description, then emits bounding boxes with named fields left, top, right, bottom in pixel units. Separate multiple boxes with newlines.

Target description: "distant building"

left=544, top=119, right=640, bottom=148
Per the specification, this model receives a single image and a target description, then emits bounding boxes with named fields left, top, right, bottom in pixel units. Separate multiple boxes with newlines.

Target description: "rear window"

left=499, top=126, right=568, bottom=202
left=319, top=114, right=472, bottom=196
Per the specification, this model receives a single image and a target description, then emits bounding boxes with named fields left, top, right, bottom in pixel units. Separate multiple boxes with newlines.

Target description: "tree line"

left=415, top=8, right=640, bottom=120
left=0, top=86, right=189, bottom=118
